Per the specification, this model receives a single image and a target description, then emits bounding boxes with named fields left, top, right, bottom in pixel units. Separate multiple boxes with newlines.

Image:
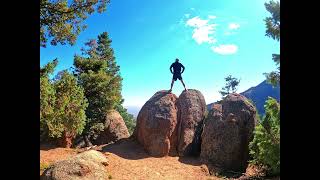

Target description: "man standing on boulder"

left=169, top=58, right=187, bottom=92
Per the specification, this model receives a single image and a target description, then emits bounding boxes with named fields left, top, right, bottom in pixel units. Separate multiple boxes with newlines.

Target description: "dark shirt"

left=170, top=62, right=185, bottom=74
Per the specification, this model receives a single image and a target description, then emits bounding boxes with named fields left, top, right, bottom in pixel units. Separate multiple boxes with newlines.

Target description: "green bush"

left=51, top=71, right=88, bottom=139
left=249, top=97, right=280, bottom=175
left=40, top=60, right=58, bottom=142
left=40, top=63, right=88, bottom=145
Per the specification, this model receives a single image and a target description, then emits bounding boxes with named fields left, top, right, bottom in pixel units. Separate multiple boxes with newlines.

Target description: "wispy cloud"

left=228, top=23, right=240, bottom=30
left=186, top=16, right=217, bottom=44
left=184, top=14, right=240, bottom=55
left=211, top=44, right=238, bottom=55
left=186, top=16, right=209, bottom=27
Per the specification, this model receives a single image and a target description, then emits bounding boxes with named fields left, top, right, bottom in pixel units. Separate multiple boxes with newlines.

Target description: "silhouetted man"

left=169, top=58, right=187, bottom=92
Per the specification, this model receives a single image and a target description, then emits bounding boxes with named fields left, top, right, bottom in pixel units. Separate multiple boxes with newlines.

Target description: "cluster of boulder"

left=133, top=90, right=257, bottom=174
left=43, top=89, right=258, bottom=178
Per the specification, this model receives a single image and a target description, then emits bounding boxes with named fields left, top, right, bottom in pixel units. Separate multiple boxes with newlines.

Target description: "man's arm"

left=170, top=64, right=174, bottom=74
left=181, top=64, right=185, bottom=73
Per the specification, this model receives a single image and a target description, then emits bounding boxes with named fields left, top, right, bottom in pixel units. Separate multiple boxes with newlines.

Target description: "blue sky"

left=41, top=0, right=280, bottom=109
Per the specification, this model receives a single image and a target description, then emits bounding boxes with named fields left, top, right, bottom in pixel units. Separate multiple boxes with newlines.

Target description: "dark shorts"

left=173, top=73, right=182, bottom=81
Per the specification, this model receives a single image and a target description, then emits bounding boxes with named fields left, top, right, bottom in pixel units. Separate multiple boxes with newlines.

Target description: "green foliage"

left=246, top=98, right=261, bottom=122
left=40, top=0, right=110, bottom=47
left=264, top=1, right=280, bottom=42
left=40, top=59, right=58, bottom=77
left=40, top=60, right=88, bottom=141
left=264, top=70, right=279, bottom=87
left=40, top=60, right=58, bottom=141
left=74, top=32, right=122, bottom=138
left=219, top=75, right=240, bottom=97
left=115, top=102, right=136, bottom=135
left=255, top=4, right=280, bottom=172
left=249, top=97, right=280, bottom=175
left=264, top=1, right=280, bottom=87
left=50, top=71, right=88, bottom=138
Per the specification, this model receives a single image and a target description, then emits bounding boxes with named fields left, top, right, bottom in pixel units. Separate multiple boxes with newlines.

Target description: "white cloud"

left=186, top=16, right=209, bottom=27
left=228, top=23, right=240, bottom=30
left=211, top=44, right=238, bottom=55
left=186, top=16, right=217, bottom=44
left=208, top=15, right=217, bottom=19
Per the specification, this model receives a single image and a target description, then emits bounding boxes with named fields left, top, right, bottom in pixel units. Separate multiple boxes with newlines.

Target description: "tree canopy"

left=40, top=0, right=110, bottom=47
left=219, top=75, right=241, bottom=97
left=264, top=0, right=280, bottom=86
left=73, top=32, right=123, bottom=139
left=40, top=61, right=88, bottom=146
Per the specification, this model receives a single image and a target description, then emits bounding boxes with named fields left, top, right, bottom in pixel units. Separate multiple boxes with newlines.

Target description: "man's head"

left=175, top=58, right=179, bottom=63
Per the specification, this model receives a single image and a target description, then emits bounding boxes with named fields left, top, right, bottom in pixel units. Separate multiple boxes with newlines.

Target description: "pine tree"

left=52, top=71, right=88, bottom=147
left=249, top=97, right=280, bottom=175
left=219, top=75, right=240, bottom=97
left=263, top=0, right=280, bottom=86
left=40, top=0, right=110, bottom=47
left=40, top=60, right=58, bottom=141
left=73, top=32, right=122, bottom=140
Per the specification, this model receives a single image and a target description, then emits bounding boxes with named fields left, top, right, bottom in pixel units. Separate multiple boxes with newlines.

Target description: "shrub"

left=249, top=97, right=280, bottom=175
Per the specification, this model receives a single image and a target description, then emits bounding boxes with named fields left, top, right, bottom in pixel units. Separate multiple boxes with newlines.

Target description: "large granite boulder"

left=200, top=93, right=257, bottom=173
left=134, top=90, right=178, bottom=157
left=177, top=89, right=206, bottom=156
left=94, top=110, right=130, bottom=145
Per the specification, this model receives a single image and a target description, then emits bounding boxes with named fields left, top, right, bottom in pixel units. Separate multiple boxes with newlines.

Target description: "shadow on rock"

left=177, top=155, right=204, bottom=166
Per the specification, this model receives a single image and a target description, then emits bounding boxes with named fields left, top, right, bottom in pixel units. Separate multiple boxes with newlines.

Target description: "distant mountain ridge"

left=128, top=80, right=279, bottom=118
left=207, top=80, right=280, bottom=115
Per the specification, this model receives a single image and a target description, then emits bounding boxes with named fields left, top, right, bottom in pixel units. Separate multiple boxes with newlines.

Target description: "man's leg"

left=169, top=79, right=174, bottom=92
left=180, top=79, right=187, bottom=91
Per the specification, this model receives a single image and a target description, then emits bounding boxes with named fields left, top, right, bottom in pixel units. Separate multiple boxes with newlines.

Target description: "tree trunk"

left=58, top=131, right=74, bottom=148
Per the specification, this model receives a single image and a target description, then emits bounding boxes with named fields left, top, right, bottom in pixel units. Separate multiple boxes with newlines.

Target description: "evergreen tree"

left=40, top=0, right=110, bottom=47
left=51, top=71, right=88, bottom=147
left=73, top=32, right=122, bottom=140
left=249, top=97, right=280, bottom=175
left=40, top=60, right=58, bottom=141
left=40, top=60, right=88, bottom=147
left=219, top=75, right=240, bottom=97
left=263, top=0, right=280, bottom=86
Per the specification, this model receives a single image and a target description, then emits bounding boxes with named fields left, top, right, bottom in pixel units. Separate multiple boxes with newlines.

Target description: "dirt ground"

left=40, top=139, right=279, bottom=180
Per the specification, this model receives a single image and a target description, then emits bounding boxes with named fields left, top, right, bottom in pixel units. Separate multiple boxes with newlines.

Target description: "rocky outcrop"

left=94, top=110, right=130, bottom=145
left=41, top=150, right=109, bottom=180
left=200, top=93, right=257, bottom=173
left=177, top=89, right=206, bottom=156
left=134, top=90, right=178, bottom=157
